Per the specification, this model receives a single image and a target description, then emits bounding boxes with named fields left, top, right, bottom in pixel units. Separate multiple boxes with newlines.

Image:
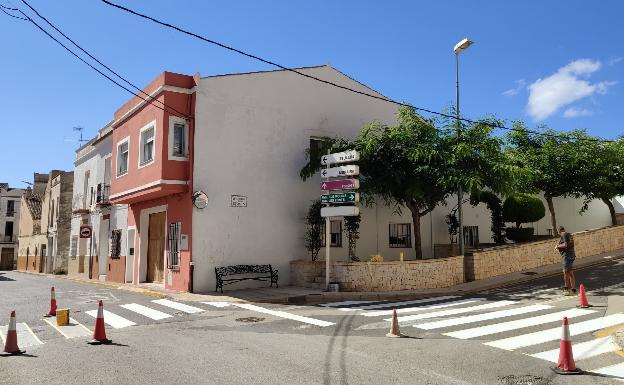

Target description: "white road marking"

left=390, top=301, right=516, bottom=323
left=485, top=313, right=624, bottom=351
left=233, top=303, right=334, bottom=327
left=362, top=298, right=484, bottom=317
left=86, top=309, right=136, bottom=329
left=121, top=303, right=172, bottom=320
left=529, top=337, right=617, bottom=363
left=592, top=363, right=624, bottom=382
left=0, top=322, right=43, bottom=347
left=445, top=308, right=594, bottom=340
left=201, top=301, right=231, bottom=308
left=414, top=304, right=553, bottom=330
left=43, top=318, right=91, bottom=339
left=319, top=300, right=377, bottom=308
left=152, top=299, right=204, bottom=314
left=352, top=296, right=459, bottom=312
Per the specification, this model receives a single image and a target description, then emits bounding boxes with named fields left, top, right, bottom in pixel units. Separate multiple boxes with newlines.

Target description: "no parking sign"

left=79, top=225, right=92, bottom=238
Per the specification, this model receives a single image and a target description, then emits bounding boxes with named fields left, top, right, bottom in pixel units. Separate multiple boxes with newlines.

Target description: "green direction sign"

left=320, top=192, right=359, bottom=204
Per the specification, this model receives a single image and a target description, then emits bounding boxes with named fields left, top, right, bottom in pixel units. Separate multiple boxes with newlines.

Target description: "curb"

left=613, top=329, right=624, bottom=352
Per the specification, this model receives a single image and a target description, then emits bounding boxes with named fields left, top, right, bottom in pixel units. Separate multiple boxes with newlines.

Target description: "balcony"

left=72, top=193, right=90, bottom=215
left=2, top=235, right=13, bottom=242
left=96, top=183, right=111, bottom=206
left=5, top=210, right=14, bottom=217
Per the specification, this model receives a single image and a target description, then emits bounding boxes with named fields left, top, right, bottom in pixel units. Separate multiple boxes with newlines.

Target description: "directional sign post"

left=320, top=192, right=359, bottom=204
left=320, top=165, right=359, bottom=179
left=321, top=150, right=360, bottom=166
left=321, top=206, right=360, bottom=218
left=320, top=179, right=359, bottom=191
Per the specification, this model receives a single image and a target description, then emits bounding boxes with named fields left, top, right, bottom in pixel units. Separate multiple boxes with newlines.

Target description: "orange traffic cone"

left=88, top=300, right=111, bottom=345
left=386, top=309, right=402, bottom=338
left=2, top=311, right=24, bottom=355
left=551, top=317, right=582, bottom=375
left=44, top=286, right=57, bottom=317
left=577, top=284, right=591, bottom=308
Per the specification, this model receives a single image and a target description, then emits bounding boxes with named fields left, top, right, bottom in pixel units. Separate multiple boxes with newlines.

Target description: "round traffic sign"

left=80, top=226, right=92, bottom=238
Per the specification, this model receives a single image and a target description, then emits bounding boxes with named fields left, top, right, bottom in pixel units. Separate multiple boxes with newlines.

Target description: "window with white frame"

left=139, top=126, right=155, bottom=166
left=172, top=122, right=187, bottom=157
left=167, top=222, right=181, bottom=269
left=117, top=140, right=129, bottom=176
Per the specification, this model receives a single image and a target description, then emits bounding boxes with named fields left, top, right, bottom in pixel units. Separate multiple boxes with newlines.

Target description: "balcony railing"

left=96, top=183, right=111, bottom=205
left=72, top=193, right=90, bottom=214
left=2, top=235, right=14, bottom=242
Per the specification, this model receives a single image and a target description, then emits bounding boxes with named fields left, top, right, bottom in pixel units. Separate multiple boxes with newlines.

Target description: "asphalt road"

left=1, top=260, right=623, bottom=385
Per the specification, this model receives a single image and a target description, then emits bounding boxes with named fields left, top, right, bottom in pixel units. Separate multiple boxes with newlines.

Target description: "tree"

left=470, top=191, right=505, bottom=244
left=304, top=200, right=323, bottom=261
left=344, top=215, right=361, bottom=261
left=502, top=193, right=546, bottom=242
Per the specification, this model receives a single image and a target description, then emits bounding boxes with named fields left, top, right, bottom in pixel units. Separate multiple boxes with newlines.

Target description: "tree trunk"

left=545, top=194, right=558, bottom=237
left=406, top=201, right=423, bottom=259
left=602, top=198, right=618, bottom=226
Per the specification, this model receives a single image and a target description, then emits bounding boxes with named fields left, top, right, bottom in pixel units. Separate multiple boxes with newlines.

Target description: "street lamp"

left=454, top=38, right=473, bottom=257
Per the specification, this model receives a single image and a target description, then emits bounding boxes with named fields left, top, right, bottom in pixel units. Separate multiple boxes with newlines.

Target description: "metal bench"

left=214, top=264, right=279, bottom=293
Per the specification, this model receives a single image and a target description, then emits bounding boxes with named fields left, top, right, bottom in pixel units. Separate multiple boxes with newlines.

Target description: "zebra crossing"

left=318, top=294, right=624, bottom=379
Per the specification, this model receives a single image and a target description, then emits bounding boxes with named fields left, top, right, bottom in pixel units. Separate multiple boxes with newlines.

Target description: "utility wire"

left=0, top=4, right=26, bottom=20
left=1, top=3, right=189, bottom=121
left=19, top=0, right=190, bottom=120
left=101, top=0, right=615, bottom=143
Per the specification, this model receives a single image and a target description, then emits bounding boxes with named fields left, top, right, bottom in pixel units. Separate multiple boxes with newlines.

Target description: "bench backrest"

left=215, top=264, right=272, bottom=276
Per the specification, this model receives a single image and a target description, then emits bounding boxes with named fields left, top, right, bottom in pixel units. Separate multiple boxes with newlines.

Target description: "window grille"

left=463, top=226, right=479, bottom=247
left=173, top=123, right=186, bottom=156
left=321, top=220, right=342, bottom=247
left=389, top=223, right=412, bottom=248
left=168, top=222, right=181, bottom=269
left=110, top=230, right=122, bottom=257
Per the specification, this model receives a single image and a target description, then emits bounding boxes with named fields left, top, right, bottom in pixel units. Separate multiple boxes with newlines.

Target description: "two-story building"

left=70, top=123, right=129, bottom=282
left=0, top=183, right=25, bottom=270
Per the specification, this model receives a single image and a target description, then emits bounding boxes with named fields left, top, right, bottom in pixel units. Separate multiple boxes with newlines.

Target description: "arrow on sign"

left=321, top=169, right=328, bottom=177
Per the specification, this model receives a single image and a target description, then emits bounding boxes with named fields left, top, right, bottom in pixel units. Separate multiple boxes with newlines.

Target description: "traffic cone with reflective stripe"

left=2, top=311, right=24, bottom=355
left=44, top=286, right=57, bottom=317
left=551, top=317, right=582, bottom=375
left=88, top=300, right=111, bottom=345
left=386, top=309, right=402, bottom=338
left=577, top=284, right=591, bottom=308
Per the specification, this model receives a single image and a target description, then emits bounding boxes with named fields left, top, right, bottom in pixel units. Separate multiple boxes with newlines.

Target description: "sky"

left=0, top=0, right=622, bottom=187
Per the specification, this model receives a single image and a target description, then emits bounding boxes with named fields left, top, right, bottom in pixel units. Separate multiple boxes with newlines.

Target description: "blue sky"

left=1, top=0, right=622, bottom=187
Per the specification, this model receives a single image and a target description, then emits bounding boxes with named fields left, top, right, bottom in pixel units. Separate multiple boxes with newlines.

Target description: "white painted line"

left=0, top=323, right=43, bottom=348
left=86, top=309, right=136, bottom=329
left=319, top=300, right=377, bottom=308
left=233, top=303, right=334, bottom=327
left=485, top=313, right=624, bottom=351
left=592, top=363, right=624, bottom=382
left=353, top=296, right=459, bottom=312
left=201, top=301, right=231, bottom=308
left=152, top=299, right=204, bottom=314
left=389, top=301, right=516, bottom=323
left=121, top=303, right=172, bottom=320
left=446, top=308, right=595, bottom=340
left=415, top=304, right=553, bottom=330
left=530, top=337, right=616, bottom=363
left=362, top=298, right=484, bottom=317
left=43, top=318, right=91, bottom=339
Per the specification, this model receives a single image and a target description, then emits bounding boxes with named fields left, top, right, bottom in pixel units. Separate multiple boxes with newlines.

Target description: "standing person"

left=555, top=226, right=576, bottom=295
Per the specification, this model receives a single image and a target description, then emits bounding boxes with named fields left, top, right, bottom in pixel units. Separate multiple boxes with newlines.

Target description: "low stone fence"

left=466, top=225, right=624, bottom=281
left=290, top=260, right=328, bottom=287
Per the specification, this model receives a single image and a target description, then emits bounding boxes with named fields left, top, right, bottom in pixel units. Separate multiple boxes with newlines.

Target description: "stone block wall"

left=290, top=260, right=329, bottom=286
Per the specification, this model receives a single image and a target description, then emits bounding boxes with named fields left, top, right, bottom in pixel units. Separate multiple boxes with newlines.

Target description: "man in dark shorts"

left=555, top=226, right=576, bottom=295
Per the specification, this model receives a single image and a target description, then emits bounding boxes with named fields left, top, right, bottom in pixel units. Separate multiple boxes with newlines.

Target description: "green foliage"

left=470, top=191, right=505, bottom=244
left=344, top=215, right=361, bottom=261
left=444, top=209, right=459, bottom=244
left=505, top=227, right=534, bottom=243
left=304, top=200, right=323, bottom=261
left=502, top=193, right=546, bottom=228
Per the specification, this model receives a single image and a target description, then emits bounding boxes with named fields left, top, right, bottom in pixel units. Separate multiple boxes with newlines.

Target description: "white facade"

left=0, top=185, right=24, bottom=269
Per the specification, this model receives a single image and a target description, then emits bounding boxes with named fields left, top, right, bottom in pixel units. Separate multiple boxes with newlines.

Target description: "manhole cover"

left=499, top=375, right=552, bottom=385
left=235, top=317, right=265, bottom=323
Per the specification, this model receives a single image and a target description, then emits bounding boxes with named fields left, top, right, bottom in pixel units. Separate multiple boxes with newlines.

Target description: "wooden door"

left=147, top=212, right=166, bottom=283
left=0, top=248, right=13, bottom=270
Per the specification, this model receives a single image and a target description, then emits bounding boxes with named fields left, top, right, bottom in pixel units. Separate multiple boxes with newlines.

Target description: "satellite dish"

left=192, top=190, right=208, bottom=209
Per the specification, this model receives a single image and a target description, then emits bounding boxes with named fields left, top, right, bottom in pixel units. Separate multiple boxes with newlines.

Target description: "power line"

left=19, top=0, right=190, bottom=121
left=1, top=3, right=190, bottom=122
left=0, top=4, right=26, bottom=20
left=101, top=0, right=615, bottom=144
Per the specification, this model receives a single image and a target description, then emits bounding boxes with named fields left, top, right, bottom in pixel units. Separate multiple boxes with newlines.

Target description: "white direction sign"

left=321, top=150, right=360, bottom=166
left=321, top=206, right=360, bottom=218
left=321, top=165, right=359, bottom=179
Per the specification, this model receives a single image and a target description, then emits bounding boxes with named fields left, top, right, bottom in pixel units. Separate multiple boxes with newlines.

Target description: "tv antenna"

left=67, top=126, right=89, bottom=148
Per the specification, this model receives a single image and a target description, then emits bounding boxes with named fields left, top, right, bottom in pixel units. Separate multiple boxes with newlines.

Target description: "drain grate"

left=499, top=375, right=552, bottom=385
left=235, top=316, right=265, bottom=323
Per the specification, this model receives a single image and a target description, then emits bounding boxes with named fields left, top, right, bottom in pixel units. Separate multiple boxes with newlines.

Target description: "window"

left=309, top=137, right=327, bottom=164
left=321, top=220, right=343, bottom=247
left=110, top=230, right=121, bottom=258
left=49, top=199, right=55, bottom=227
left=167, top=222, right=181, bottom=269
left=139, top=126, right=155, bottom=166
left=70, top=236, right=78, bottom=257
left=6, top=200, right=14, bottom=217
left=4, top=221, right=13, bottom=242
left=83, top=170, right=90, bottom=208
left=389, top=223, right=412, bottom=248
left=117, top=140, right=129, bottom=176
left=463, top=226, right=479, bottom=247
left=172, top=122, right=187, bottom=157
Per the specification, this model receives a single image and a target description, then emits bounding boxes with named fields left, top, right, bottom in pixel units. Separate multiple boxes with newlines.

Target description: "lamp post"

left=453, top=38, right=473, bottom=257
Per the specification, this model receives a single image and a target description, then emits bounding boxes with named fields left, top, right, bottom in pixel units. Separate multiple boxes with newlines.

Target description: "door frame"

left=138, top=205, right=167, bottom=285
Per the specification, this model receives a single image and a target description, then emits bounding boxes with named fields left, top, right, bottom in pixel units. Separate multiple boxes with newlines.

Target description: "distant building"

left=0, top=183, right=25, bottom=270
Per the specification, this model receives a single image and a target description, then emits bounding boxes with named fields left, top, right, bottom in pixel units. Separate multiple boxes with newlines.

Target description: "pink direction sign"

left=320, top=178, right=360, bottom=191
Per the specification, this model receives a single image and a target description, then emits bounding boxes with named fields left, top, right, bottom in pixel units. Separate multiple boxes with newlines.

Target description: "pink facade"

left=110, top=72, right=196, bottom=292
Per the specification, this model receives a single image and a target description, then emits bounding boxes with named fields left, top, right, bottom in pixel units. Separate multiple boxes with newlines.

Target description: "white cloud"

left=563, top=107, right=592, bottom=118
left=502, top=79, right=526, bottom=96
left=527, top=59, right=615, bottom=120
left=608, top=57, right=623, bottom=66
